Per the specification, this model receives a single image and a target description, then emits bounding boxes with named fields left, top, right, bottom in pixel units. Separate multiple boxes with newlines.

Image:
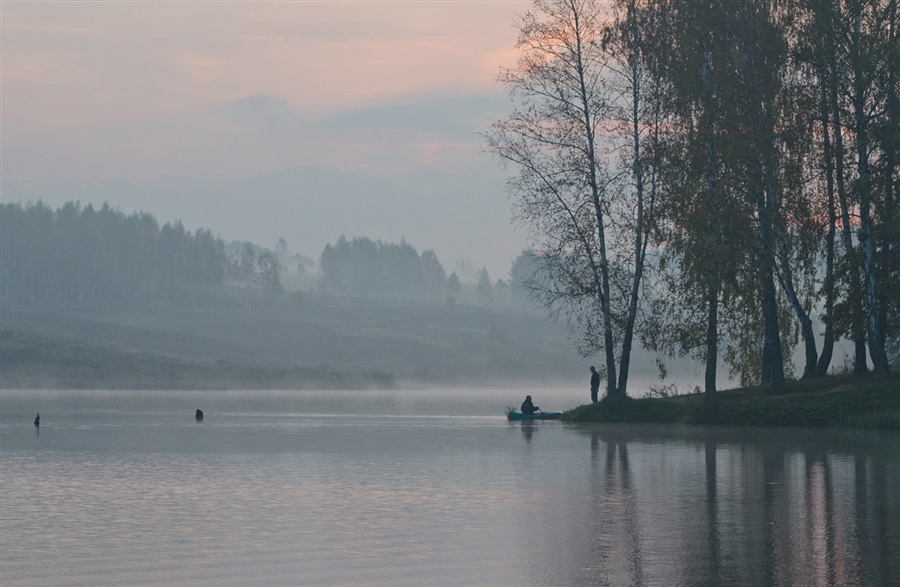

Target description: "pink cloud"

left=2, top=1, right=527, bottom=125
left=173, top=50, right=224, bottom=86
left=1, top=0, right=530, bottom=189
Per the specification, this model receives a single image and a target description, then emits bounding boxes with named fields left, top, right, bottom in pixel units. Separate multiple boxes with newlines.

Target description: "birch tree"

left=485, top=0, right=659, bottom=398
left=600, top=0, right=662, bottom=395
left=641, top=0, right=742, bottom=399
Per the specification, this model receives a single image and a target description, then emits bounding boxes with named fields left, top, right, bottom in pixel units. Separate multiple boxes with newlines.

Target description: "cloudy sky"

left=1, top=0, right=533, bottom=277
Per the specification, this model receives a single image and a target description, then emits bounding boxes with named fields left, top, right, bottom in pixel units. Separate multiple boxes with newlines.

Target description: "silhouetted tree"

left=257, top=250, right=283, bottom=294
left=509, top=249, right=541, bottom=310
left=0, top=201, right=226, bottom=305
left=421, top=249, right=448, bottom=297
left=485, top=0, right=662, bottom=397
left=476, top=267, right=493, bottom=304
left=447, top=272, right=462, bottom=296
left=318, top=236, right=451, bottom=301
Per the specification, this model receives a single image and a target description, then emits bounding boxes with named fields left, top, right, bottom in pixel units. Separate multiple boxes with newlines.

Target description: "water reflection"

left=2, top=393, right=897, bottom=587
left=587, top=433, right=645, bottom=586
left=520, top=421, right=535, bottom=442
left=569, top=426, right=899, bottom=587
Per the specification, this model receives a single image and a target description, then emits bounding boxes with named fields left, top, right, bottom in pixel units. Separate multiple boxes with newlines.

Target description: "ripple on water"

left=1, top=395, right=898, bottom=587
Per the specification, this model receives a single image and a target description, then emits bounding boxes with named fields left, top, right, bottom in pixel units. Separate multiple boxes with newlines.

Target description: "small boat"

left=507, top=411, right=563, bottom=421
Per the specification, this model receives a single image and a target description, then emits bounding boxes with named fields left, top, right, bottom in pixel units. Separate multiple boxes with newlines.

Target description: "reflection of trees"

left=559, top=425, right=899, bottom=587
left=705, top=436, right=721, bottom=586
left=761, top=436, right=783, bottom=587
left=580, top=430, right=645, bottom=586
left=855, top=450, right=895, bottom=586
left=804, top=448, right=837, bottom=585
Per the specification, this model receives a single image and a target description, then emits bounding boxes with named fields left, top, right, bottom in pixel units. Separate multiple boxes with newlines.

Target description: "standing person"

left=521, top=395, right=540, bottom=415
left=590, top=366, right=600, bottom=403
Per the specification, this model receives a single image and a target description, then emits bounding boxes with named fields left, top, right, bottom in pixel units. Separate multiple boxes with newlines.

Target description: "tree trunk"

left=761, top=270, right=785, bottom=392
left=850, top=13, right=890, bottom=373
left=774, top=219, right=817, bottom=380
left=880, top=0, right=898, bottom=362
left=617, top=0, right=651, bottom=397
left=828, top=52, right=868, bottom=374
left=760, top=203, right=786, bottom=393
left=572, top=4, right=618, bottom=397
left=816, top=72, right=837, bottom=377
left=705, top=255, right=719, bottom=399
left=880, top=0, right=898, bottom=359
left=701, top=35, right=719, bottom=400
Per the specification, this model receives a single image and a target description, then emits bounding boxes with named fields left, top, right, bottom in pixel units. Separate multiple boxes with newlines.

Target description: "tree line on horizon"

left=315, top=235, right=529, bottom=307
left=0, top=200, right=527, bottom=308
left=318, top=235, right=457, bottom=301
left=0, top=201, right=293, bottom=305
left=485, top=0, right=898, bottom=399
left=1, top=201, right=228, bottom=304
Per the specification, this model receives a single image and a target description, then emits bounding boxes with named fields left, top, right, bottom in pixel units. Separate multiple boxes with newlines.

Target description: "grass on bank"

left=561, top=372, right=900, bottom=430
left=0, top=329, right=394, bottom=390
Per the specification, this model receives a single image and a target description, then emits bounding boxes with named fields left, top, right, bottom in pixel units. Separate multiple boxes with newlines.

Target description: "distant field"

left=0, top=294, right=591, bottom=390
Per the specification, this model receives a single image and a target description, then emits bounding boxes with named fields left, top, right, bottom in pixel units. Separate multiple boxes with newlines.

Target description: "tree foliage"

left=318, top=236, right=450, bottom=301
left=1, top=201, right=227, bottom=304
left=485, top=0, right=662, bottom=397
left=489, top=0, right=897, bottom=398
left=226, top=241, right=284, bottom=299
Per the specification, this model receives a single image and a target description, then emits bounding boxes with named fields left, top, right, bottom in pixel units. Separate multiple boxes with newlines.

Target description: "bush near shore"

left=562, top=372, right=900, bottom=430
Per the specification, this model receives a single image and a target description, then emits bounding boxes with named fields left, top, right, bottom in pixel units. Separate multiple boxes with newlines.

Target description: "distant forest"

left=0, top=202, right=579, bottom=388
left=319, top=235, right=469, bottom=301
left=1, top=201, right=228, bottom=304
left=0, top=201, right=525, bottom=307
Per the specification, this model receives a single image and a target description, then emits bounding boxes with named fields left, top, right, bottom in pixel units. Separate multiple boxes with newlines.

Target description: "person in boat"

left=590, top=366, right=600, bottom=404
left=521, top=395, right=540, bottom=415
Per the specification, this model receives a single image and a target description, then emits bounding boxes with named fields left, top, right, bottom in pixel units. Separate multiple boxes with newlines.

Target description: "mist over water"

left=2, top=389, right=897, bottom=587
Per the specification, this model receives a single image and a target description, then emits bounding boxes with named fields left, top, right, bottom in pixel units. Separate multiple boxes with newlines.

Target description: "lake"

left=1, top=389, right=898, bottom=587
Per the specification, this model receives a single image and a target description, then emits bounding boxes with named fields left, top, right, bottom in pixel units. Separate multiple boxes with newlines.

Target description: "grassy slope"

left=0, top=294, right=585, bottom=389
left=0, top=329, right=394, bottom=390
left=562, top=372, right=900, bottom=430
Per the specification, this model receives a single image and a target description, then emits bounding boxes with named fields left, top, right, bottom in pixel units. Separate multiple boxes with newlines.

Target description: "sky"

left=1, top=0, right=534, bottom=278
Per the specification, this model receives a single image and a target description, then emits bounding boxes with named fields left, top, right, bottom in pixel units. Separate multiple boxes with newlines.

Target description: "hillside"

left=1, top=294, right=588, bottom=390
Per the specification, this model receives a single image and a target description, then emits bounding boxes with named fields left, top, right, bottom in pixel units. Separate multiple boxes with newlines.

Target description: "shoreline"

left=561, top=372, right=900, bottom=430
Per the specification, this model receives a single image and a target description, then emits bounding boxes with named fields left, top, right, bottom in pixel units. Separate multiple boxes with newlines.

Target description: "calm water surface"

left=1, top=389, right=898, bottom=587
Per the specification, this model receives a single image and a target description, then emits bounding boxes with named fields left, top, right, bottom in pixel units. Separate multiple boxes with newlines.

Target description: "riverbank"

left=562, top=372, right=900, bottom=430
